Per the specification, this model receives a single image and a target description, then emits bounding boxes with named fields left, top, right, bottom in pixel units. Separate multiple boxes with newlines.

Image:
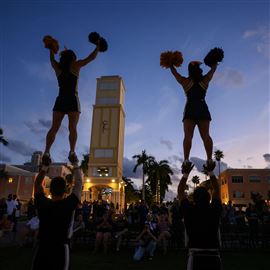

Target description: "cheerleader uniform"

left=180, top=75, right=212, bottom=122
left=53, top=69, right=81, bottom=113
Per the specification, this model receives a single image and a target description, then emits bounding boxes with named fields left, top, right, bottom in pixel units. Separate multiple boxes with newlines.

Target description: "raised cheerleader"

left=160, top=48, right=224, bottom=167
left=42, top=32, right=108, bottom=162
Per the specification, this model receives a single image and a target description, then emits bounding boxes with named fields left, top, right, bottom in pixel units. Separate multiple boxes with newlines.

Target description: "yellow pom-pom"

left=160, top=50, right=183, bottom=68
left=43, top=35, right=59, bottom=54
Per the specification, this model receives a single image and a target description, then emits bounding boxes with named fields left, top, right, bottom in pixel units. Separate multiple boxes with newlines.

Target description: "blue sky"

left=0, top=1, right=269, bottom=196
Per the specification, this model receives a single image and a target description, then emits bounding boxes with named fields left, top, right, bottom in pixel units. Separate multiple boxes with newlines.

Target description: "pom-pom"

left=99, top=37, right=108, bottom=52
left=88, top=32, right=108, bottom=52
left=88, top=32, right=100, bottom=45
left=43, top=35, right=59, bottom=54
left=204, top=47, right=224, bottom=67
left=160, top=51, right=183, bottom=68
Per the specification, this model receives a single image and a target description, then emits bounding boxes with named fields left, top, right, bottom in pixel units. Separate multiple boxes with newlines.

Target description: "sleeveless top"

left=57, top=70, right=79, bottom=97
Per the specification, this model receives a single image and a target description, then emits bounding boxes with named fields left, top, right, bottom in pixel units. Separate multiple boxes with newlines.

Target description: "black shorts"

left=32, top=243, right=70, bottom=270
left=183, top=101, right=211, bottom=122
left=53, top=95, right=81, bottom=114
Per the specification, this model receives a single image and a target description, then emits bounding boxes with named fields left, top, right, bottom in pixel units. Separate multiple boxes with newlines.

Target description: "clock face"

left=102, top=120, right=109, bottom=133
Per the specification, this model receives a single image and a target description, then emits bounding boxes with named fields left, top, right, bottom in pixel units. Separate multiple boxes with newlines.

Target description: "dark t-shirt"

left=34, top=192, right=79, bottom=245
left=181, top=198, right=222, bottom=248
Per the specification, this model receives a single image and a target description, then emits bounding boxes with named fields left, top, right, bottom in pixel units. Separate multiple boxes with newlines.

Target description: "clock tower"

left=84, top=76, right=126, bottom=210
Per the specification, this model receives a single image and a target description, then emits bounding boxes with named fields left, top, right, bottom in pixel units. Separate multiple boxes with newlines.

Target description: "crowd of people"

left=1, top=193, right=269, bottom=258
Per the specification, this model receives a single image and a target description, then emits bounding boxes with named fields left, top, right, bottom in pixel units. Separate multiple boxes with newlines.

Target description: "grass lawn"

left=0, top=246, right=269, bottom=270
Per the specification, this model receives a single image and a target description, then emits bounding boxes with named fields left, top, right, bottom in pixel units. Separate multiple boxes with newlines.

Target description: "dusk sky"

left=0, top=1, right=269, bottom=197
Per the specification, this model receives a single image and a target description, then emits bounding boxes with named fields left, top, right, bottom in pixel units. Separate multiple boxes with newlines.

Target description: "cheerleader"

left=170, top=61, right=217, bottom=166
left=42, top=35, right=101, bottom=162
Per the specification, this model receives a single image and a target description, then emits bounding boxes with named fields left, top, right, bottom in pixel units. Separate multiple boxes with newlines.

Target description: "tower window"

left=98, top=81, right=119, bottom=90
left=94, top=149, right=113, bottom=158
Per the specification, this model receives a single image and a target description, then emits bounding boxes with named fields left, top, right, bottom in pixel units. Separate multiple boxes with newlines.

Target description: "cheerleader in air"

left=160, top=48, right=224, bottom=167
left=42, top=33, right=108, bottom=162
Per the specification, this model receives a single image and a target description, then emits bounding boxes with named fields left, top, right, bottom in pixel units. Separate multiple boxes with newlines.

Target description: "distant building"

left=15, top=151, right=71, bottom=179
left=85, top=76, right=126, bottom=209
left=0, top=152, right=72, bottom=202
left=220, top=168, right=270, bottom=206
left=0, top=164, right=50, bottom=201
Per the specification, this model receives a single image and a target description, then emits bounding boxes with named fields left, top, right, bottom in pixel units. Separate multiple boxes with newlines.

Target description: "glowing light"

left=48, top=194, right=52, bottom=199
left=86, top=178, right=90, bottom=183
left=111, top=179, right=115, bottom=183
left=8, top=178, right=13, bottom=183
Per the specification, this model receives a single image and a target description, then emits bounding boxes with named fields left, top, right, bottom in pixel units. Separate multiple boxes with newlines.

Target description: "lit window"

left=94, top=167, right=112, bottom=177
left=8, top=178, right=13, bottom=183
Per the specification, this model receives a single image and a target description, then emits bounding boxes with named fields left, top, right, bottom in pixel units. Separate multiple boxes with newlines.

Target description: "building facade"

left=220, top=168, right=270, bottom=206
left=84, top=76, right=126, bottom=209
left=0, top=164, right=50, bottom=201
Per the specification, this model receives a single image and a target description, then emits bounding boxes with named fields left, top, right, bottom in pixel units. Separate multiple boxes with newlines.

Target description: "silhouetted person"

left=178, top=162, right=222, bottom=270
left=31, top=155, right=82, bottom=270
left=170, top=62, right=218, bottom=167
left=43, top=41, right=100, bottom=162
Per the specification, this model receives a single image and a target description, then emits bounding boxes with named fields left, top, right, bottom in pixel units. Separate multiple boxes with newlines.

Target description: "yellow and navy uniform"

left=179, top=75, right=212, bottom=122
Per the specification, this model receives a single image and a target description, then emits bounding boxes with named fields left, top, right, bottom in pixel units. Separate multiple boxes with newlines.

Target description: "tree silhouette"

left=214, top=149, right=224, bottom=179
left=191, top=175, right=200, bottom=189
left=132, top=150, right=154, bottom=201
left=147, top=159, right=173, bottom=203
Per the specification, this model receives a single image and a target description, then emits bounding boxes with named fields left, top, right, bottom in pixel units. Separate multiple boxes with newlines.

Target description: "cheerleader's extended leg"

left=67, top=111, right=80, bottom=159
left=197, top=120, right=213, bottom=162
left=44, top=111, right=65, bottom=155
left=183, top=119, right=196, bottom=162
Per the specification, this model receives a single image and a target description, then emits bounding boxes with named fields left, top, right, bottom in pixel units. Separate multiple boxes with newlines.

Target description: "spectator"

left=157, top=213, right=171, bottom=255
left=133, top=222, right=158, bottom=261
left=94, top=212, right=113, bottom=254
left=27, top=198, right=36, bottom=220
left=114, top=214, right=129, bottom=251
left=22, top=213, right=39, bottom=247
left=0, top=197, right=7, bottom=220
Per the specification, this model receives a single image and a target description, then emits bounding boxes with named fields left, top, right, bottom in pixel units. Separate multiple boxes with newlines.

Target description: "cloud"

left=243, top=26, right=270, bottom=58
left=263, top=153, right=270, bottom=168
left=0, top=152, right=12, bottom=162
left=125, top=123, right=142, bottom=136
left=21, top=60, right=55, bottom=81
left=123, top=157, right=142, bottom=178
left=160, top=138, right=173, bottom=150
left=25, top=119, right=67, bottom=135
left=7, top=139, right=37, bottom=156
left=214, top=68, right=244, bottom=88
left=190, top=156, right=228, bottom=175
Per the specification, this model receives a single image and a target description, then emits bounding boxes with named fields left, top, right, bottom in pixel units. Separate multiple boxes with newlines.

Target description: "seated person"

left=113, top=214, right=129, bottom=251
left=94, top=212, right=113, bottom=254
left=133, top=223, right=158, bottom=261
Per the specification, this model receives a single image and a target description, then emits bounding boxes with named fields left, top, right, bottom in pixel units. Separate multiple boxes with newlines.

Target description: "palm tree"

left=191, top=175, right=200, bottom=189
left=214, top=149, right=224, bottom=179
left=147, top=159, right=173, bottom=204
left=132, top=150, right=154, bottom=201
left=0, top=128, right=8, bottom=146
left=122, top=176, right=140, bottom=203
